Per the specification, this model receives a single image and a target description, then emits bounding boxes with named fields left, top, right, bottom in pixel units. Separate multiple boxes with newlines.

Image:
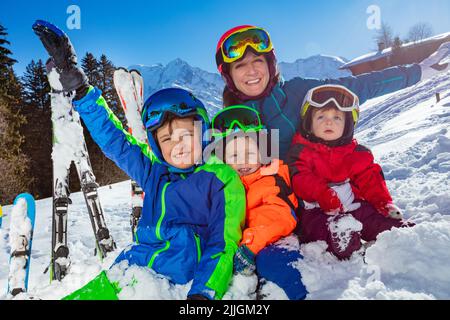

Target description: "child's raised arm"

left=73, top=87, right=155, bottom=188
left=32, top=20, right=155, bottom=188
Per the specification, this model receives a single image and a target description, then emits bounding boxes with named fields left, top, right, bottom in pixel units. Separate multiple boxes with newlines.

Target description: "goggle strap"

left=196, top=107, right=210, bottom=125
left=301, top=102, right=310, bottom=118
left=352, top=109, right=358, bottom=123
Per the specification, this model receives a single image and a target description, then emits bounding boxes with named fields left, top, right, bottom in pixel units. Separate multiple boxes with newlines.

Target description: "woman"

left=215, top=25, right=450, bottom=160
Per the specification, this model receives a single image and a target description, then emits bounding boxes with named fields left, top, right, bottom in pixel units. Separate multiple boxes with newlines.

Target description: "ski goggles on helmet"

left=301, top=85, right=360, bottom=123
left=142, top=89, right=206, bottom=132
left=216, top=26, right=273, bottom=66
left=211, top=105, right=264, bottom=138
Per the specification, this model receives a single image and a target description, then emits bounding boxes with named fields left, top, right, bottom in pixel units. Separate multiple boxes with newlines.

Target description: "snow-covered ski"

left=7, top=193, right=36, bottom=297
left=46, top=61, right=116, bottom=281
left=113, top=67, right=147, bottom=241
left=114, top=68, right=147, bottom=142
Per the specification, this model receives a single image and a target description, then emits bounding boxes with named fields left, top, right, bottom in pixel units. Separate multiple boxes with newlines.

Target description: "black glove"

left=32, top=20, right=89, bottom=96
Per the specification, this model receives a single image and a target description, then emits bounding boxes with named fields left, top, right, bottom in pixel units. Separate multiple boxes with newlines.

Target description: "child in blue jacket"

left=33, top=20, right=245, bottom=300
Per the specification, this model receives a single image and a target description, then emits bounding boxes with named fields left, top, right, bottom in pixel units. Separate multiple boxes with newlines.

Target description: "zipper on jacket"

left=148, top=182, right=171, bottom=268
left=271, top=92, right=296, bottom=134
left=194, top=233, right=201, bottom=263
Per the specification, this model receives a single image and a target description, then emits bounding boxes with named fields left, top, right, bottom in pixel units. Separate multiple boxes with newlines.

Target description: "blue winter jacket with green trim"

left=73, top=87, right=246, bottom=300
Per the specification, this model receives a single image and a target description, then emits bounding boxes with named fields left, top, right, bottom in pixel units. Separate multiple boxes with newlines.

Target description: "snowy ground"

left=0, top=71, right=449, bottom=300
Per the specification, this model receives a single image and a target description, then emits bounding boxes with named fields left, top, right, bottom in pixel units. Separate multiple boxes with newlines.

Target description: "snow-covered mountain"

left=128, top=55, right=351, bottom=118
left=1, top=66, right=449, bottom=300
left=129, top=59, right=224, bottom=118
left=279, top=54, right=351, bottom=81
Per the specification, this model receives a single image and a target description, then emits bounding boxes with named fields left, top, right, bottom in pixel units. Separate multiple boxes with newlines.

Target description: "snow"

left=108, top=260, right=191, bottom=300
left=50, top=92, right=87, bottom=188
left=328, top=215, right=363, bottom=252
left=363, top=220, right=450, bottom=299
left=47, top=68, right=63, bottom=91
left=1, top=67, right=450, bottom=300
left=293, top=241, right=366, bottom=300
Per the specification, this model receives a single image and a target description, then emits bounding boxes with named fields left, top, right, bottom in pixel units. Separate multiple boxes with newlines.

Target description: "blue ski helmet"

left=142, top=88, right=211, bottom=171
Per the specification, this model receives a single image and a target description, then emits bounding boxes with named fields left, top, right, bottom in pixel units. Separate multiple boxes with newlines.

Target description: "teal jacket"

left=243, top=64, right=422, bottom=159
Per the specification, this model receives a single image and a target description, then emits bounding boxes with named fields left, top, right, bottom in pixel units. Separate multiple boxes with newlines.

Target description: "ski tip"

left=115, top=67, right=129, bottom=73
left=13, top=193, right=35, bottom=206
left=13, top=193, right=36, bottom=221
left=129, top=69, right=142, bottom=77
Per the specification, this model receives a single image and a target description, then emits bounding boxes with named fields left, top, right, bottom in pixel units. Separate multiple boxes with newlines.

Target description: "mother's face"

left=229, top=51, right=270, bottom=98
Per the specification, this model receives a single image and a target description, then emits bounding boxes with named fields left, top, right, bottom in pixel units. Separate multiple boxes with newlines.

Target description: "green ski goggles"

left=211, top=105, right=264, bottom=138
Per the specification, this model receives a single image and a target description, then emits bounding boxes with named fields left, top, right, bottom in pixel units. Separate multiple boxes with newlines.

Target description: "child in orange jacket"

left=211, top=105, right=307, bottom=300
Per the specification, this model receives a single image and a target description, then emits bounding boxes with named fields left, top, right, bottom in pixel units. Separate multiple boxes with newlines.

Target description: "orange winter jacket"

left=240, top=159, right=298, bottom=255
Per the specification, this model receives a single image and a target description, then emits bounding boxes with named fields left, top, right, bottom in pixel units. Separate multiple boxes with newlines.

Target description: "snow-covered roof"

left=341, top=31, right=450, bottom=69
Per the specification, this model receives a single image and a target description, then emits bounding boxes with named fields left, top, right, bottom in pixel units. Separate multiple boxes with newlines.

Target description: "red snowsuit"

left=288, top=134, right=392, bottom=214
left=288, top=133, right=410, bottom=260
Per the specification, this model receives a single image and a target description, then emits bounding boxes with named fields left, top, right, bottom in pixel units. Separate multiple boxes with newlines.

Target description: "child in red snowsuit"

left=287, top=84, right=413, bottom=260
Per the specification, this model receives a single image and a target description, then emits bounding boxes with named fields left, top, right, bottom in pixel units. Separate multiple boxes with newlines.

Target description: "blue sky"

left=2, top=0, right=450, bottom=76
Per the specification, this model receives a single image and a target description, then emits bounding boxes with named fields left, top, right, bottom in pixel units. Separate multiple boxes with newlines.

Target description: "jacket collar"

left=240, top=159, right=283, bottom=187
left=246, top=81, right=286, bottom=107
left=292, top=133, right=358, bottom=153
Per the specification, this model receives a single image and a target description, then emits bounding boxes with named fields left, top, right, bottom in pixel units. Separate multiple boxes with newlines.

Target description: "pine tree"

left=0, top=25, right=22, bottom=106
left=0, top=24, right=17, bottom=76
left=98, top=54, right=124, bottom=122
left=0, top=95, right=29, bottom=204
left=82, top=53, right=124, bottom=122
left=81, top=52, right=100, bottom=87
left=22, top=59, right=50, bottom=111
left=0, top=23, right=29, bottom=203
left=20, top=59, right=52, bottom=199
